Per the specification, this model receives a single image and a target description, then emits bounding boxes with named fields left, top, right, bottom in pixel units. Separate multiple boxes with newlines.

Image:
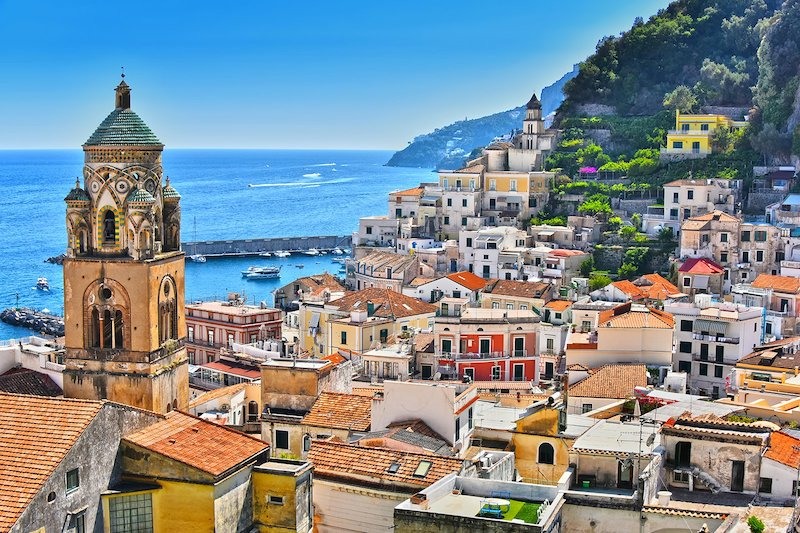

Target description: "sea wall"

left=183, top=235, right=352, bottom=257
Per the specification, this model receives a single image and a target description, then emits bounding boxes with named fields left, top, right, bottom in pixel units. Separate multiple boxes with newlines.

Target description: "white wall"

left=372, top=381, right=457, bottom=445
left=760, top=457, right=798, bottom=500
left=313, top=479, right=405, bottom=532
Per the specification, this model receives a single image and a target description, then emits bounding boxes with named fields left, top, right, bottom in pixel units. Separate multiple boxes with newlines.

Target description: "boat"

left=332, top=248, right=344, bottom=255
left=303, top=248, right=319, bottom=256
left=242, top=266, right=281, bottom=279
left=188, top=254, right=207, bottom=263
left=331, top=257, right=346, bottom=264
left=260, top=252, right=272, bottom=257
left=274, top=250, right=291, bottom=258
left=295, top=264, right=305, bottom=268
left=36, top=277, right=50, bottom=291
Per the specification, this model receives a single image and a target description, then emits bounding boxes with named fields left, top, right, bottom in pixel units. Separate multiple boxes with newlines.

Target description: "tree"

left=589, top=272, right=612, bottom=291
left=631, top=213, right=642, bottom=230
left=620, top=225, right=638, bottom=242
left=657, top=226, right=675, bottom=244
left=663, top=85, right=697, bottom=113
left=617, top=263, right=638, bottom=280
left=579, top=256, right=595, bottom=277
left=578, top=194, right=613, bottom=217
left=747, top=515, right=765, bottom=533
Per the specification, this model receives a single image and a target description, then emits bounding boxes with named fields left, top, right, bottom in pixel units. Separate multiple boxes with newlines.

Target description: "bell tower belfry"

left=62, top=77, right=188, bottom=413
left=520, top=92, right=544, bottom=150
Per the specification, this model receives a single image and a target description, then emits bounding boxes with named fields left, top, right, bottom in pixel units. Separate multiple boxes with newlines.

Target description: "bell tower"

left=62, top=77, right=188, bottom=413
left=520, top=92, right=544, bottom=151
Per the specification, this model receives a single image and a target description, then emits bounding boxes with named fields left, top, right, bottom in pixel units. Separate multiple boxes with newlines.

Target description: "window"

left=688, top=190, right=694, bottom=200
left=466, top=238, right=473, bottom=247
left=673, top=192, right=679, bottom=203
left=538, top=443, right=555, bottom=464
left=387, top=462, right=401, bottom=474
left=715, top=365, right=723, bottom=378
left=366, top=226, right=373, bottom=235
left=721, top=252, right=728, bottom=263
left=675, top=441, right=691, bottom=467
left=491, top=302, right=500, bottom=309
left=443, top=216, right=450, bottom=225
left=681, top=123, right=690, bottom=131
left=699, top=363, right=708, bottom=376
left=269, top=495, right=285, bottom=505
left=742, top=251, right=749, bottom=263
left=759, top=477, right=773, bottom=494
left=455, top=417, right=461, bottom=441
left=678, top=360, right=691, bottom=373
left=683, top=277, right=691, bottom=287
left=461, top=217, right=467, bottom=226
left=756, top=250, right=764, bottom=262
left=67, top=512, right=86, bottom=533
left=716, top=345, right=724, bottom=362
left=452, top=290, right=461, bottom=298
left=510, top=180, right=517, bottom=191
left=692, top=141, right=700, bottom=152
left=679, top=341, right=692, bottom=354
left=489, top=180, right=496, bottom=191
left=546, top=338, right=554, bottom=350
left=379, top=329, right=388, bottom=343
left=462, top=199, right=468, bottom=207
left=207, top=330, right=214, bottom=347
left=672, top=141, right=683, bottom=149
left=491, top=366, right=501, bottom=380
left=340, top=331, right=347, bottom=345
left=441, top=339, right=452, bottom=353
left=581, top=403, right=593, bottom=414
left=464, top=368, right=475, bottom=382
left=721, top=233, right=728, bottom=242
left=187, top=326, right=194, bottom=342
left=680, top=320, right=692, bottom=332
left=468, top=406, right=473, bottom=429
left=506, top=303, right=514, bottom=310
left=741, top=230, right=750, bottom=242
left=700, top=344, right=708, bottom=359
left=413, top=460, right=433, bottom=477
left=674, top=471, right=690, bottom=483
left=109, top=493, right=153, bottom=532
left=66, top=468, right=80, bottom=493
left=447, top=198, right=452, bottom=207
left=275, top=430, right=289, bottom=450
left=755, top=230, right=767, bottom=242
left=701, top=123, right=709, bottom=131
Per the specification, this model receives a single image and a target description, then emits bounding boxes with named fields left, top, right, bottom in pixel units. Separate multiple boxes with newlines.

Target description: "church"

left=62, top=77, right=189, bottom=413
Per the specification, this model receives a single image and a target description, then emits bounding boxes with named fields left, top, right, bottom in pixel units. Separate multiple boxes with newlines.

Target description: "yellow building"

left=108, top=411, right=313, bottom=532
left=63, top=77, right=188, bottom=413
left=663, top=110, right=747, bottom=157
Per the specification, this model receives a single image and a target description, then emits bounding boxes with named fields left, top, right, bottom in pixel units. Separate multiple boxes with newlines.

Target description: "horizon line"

left=0, top=146, right=403, bottom=152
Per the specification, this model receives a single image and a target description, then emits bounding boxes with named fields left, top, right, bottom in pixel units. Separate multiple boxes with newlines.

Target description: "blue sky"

left=0, top=0, right=669, bottom=149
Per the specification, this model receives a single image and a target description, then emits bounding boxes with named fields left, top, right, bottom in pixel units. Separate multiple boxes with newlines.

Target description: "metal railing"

left=692, top=333, right=739, bottom=344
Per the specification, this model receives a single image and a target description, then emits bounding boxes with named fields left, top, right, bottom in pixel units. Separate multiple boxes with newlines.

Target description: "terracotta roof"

left=393, top=187, right=424, bottom=197
left=737, top=337, right=800, bottom=369
left=486, top=280, right=551, bottom=299
left=611, top=280, right=645, bottom=300
left=301, top=392, right=372, bottom=431
left=637, top=273, right=681, bottom=300
left=679, top=257, right=724, bottom=275
left=355, top=251, right=417, bottom=273
left=0, top=393, right=104, bottom=530
left=446, top=271, right=489, bottom=291
left=598, top=303, right=674, bottom=329
left=329, top=288, right=437, bottom=318
left=545, top=300, right=572, bottom=311
left=0, top=368, right=62, bottom=397
left=188, top=383, right=247, bottom=409
left=413, top=333, right=435, bottom=353
left=201, top=360, right=261, bottom=380
left=307, top=440, right=463, bottom=491
left=752, top=274, right=800, bottom=294
left=764, top=431, right=800, bottom=469
left=407, top=276, right=435, bottom=288
left=454, top=163, right=485, bottom=174
left=123, top=411, right=268, bottom=477
left=321, top=352, right=348, bottom=366
left=569, top=364, right=647, bottom=399
left=549, top=249, right=587, bottom=257
left=352, top=386, right=383, bottom=397
left=359, top=420, right=451, bottom=455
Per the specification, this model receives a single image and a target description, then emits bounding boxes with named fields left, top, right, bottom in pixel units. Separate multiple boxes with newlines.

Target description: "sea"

left=0, top=149, right=431, bottom=339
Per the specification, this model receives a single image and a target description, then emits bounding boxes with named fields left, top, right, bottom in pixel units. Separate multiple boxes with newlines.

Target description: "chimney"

left=367, top=300, right=375, bottom=317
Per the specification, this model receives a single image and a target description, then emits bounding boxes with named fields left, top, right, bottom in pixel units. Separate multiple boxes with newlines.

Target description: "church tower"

left=62, top=77, right=188, bottom=413
left=520, top=92, right=544, bottom=150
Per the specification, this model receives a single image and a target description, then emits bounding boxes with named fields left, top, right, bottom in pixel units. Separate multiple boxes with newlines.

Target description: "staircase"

left=689, top=466, right=722, bottom=493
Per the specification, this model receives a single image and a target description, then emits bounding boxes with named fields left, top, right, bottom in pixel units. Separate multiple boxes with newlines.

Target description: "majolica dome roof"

left=84, top=79, right=162, bottom=147
left=127, top=187, right=156, bottom=204
left=64, top=178, right=90, bottom=203
left=162, top=177, right=181, bottom=200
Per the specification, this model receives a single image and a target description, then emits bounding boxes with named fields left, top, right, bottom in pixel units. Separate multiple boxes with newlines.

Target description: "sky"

left=0, top=0, right=670, bottom=150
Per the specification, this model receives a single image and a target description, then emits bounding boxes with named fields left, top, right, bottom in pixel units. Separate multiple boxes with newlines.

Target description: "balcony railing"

left=692, top=333, right=739, bottom=344
left=766, top=309, right=789, bottom=317
left=438, top=350, right=530, bottom=360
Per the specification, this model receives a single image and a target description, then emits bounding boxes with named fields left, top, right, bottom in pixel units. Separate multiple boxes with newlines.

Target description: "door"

left=421, top=364, right=433, bottom=380
left=513, top=363, right=525, bottom=381
left=514, top=337, right=525, bottom=357
left=450, top=259, right=457, bottom=272
left=731, top=461, right=745, bottom=492
left=544, top=362, right=554, bottom=379
left=618, top=460, right=633, bottom=489
left=479, top=338, right=490, bottom=355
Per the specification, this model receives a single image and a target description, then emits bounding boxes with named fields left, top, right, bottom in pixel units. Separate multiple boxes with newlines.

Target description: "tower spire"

left=115, top=70, right=131, bottom=110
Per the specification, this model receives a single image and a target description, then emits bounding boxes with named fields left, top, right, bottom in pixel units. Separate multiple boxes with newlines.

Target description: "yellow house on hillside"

left=662, top=110, right=747, bottom=158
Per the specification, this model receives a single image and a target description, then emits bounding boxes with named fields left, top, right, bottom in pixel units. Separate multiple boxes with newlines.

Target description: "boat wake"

left=249, top=177, right=354, bottom=188
left=308, top=163, right=336, bottom=167
left=302, top=172, right=322, bottom=178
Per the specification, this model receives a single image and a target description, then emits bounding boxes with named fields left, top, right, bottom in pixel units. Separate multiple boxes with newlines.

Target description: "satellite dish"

left=433, top=372, right=441, bottom=381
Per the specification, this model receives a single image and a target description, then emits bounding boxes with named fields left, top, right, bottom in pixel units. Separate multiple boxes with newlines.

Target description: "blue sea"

left=0, top=149, right=430, bottom=339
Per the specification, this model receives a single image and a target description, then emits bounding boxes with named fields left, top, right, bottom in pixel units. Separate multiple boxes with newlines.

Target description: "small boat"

left=188, top=254, right=207, bottom=263
left=260, top=252, right=272, bottom=257
left=36, top=277, right=50, bottom=291
left=332, top=248, right=344, bottom=255
left=274, top=250, right=291, bottom=258
left=331, top=257, right=346, bottom=264
left=318, top=249, right=328, bottom=255
left=295, top=264, right=305, bottom=268
left=242, top=266, right=281, bottom=279
left=303, top=248, right=319, bottom=256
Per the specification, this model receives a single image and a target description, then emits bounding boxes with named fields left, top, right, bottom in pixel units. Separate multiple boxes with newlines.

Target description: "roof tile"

left=569, top=364, right=648, bottom=399
left=302, top=392, right=372, bottom=431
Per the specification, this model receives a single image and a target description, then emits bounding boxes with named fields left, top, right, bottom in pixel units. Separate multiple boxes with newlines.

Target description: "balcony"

left=766, top=309, right=789, bottom=317
left=691, top=333, right=739, bottom=344
left=438, top=350, right=531, bottom=360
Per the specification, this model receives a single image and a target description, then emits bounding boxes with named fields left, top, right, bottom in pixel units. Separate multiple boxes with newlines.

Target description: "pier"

left=0, top=308, right=65, bottom=337
left=182, top=235, right=352, bottom=258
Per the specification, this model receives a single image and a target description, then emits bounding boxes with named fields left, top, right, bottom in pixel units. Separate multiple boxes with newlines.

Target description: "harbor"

left=182, top=234, right=352, bottom=258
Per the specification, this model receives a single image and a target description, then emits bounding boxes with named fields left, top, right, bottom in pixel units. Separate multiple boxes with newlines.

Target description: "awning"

left=693, top=275, right=709, bottom=289
left=694, top=318, right=728, bottom=335
left=309, top=313, right=320, bottom=328
left=537, top=231, right=555, bottom=237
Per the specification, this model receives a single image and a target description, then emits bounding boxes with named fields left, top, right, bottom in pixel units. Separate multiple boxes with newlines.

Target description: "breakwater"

left=182, top=235, right=352, bottom=258
left=0, top=308, right=65, bottom=337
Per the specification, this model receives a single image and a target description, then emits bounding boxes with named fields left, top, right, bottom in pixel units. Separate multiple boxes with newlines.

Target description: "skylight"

left=413, top=460, right=432, bottom=477
left=387, top=462, right=401, bottom=474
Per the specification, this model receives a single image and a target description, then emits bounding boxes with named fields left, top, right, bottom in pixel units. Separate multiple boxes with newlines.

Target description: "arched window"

left=103, top=210, right=116, bottom=244
left=303, top=434, right=312, bottom=453
left=538, top=442, right=555, bottom=465
left=90, top=309, right=100, bottom=347
left=158, top=277, right=178, bottom=343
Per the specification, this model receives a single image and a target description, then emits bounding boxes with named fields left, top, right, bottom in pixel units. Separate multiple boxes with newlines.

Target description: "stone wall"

left=614, top=198, right=652, bottom=217
left=574, top=103, right=617, bottom=116
left=747, top=190, right=785, bottom=213
left=184, top=235, right=352, bottom=256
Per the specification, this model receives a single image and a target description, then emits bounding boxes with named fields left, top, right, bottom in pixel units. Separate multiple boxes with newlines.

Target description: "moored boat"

left=242, top=266, right=281, bottom=279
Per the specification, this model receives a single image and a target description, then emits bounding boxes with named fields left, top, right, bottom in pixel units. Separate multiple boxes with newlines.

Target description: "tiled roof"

left=545, top=300, right=572, bottom=311
left=679, top=257, right=724, bottom=274
left=329, top=287, right=437, bottom=318
left=454, top=163, right=485, bottom=174
left=0, top=368, right=62, bottom=397
left=188, top=383, right=247, bottom=410
left=321, top=352, right=348, bottom=366
left=413, top=333, right=435, bottom=353
left=64, top=186, right=90, bottom=202
left=526, top=92, right=541, bottom=110
left=85, top=108, right=162, bottom=146
left=127, top=187, right=156, bottom=204
left=549, top=249, right=587, bottom=257
left=123, top=411, right=268, bottom=477
left=393, top=187, right=424, bottom=197
left=598, top=303, right=674, bottom=329
left=359, top=420, right=451, bottom=455
left=301, top=392, right=372, bottom=431
left=487, top=280, right=551, bottom=299
left=752, top=274, right=800, bottom=294
left=446, top=271, right=489, bottom=291
left=764, top=431, right=800, bottom=468
left=0, top=394, right=103, bottom=530
left=202, top=360, right=261, bottom=379
left=569, top=364, right=647, bottom=399
left=407, top=276, right=435, bottom=287
left=307, top=440, right=463, bottom=491
left=737, top=337, right=800, bottom=368
left=637, top=273, right=681, bottom=299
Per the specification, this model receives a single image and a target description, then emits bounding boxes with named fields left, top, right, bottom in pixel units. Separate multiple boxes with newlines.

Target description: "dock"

left=182, top=235, right=352, bottom=258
